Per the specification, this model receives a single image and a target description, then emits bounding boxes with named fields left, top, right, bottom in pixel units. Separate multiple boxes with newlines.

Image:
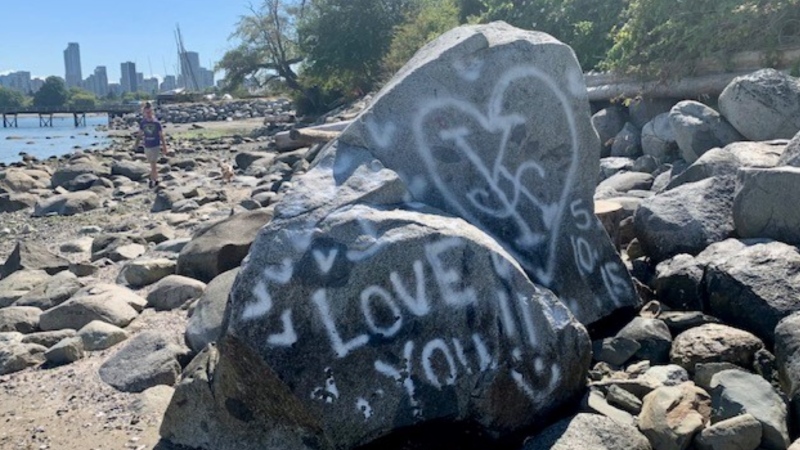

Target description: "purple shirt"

left=140, top=119, right=163, bottom=148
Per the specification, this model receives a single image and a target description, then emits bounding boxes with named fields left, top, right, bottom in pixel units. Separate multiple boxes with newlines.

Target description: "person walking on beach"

left=134, top=102, right=167, bottom=188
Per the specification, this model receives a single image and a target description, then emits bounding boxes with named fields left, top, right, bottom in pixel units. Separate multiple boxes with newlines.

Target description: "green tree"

left=298, top=0, right=415, bottom=95
left=33, top=76, right=69, bottom=107
left=0, top=86, right=25, bottom=108
left=217, top=0, right=305, bottom=92
left=480, top=0, right=627, bottom=70
left=383, top=0, right=461, bottom=76
left=456, top=0, right=484, bottom=22
left=68, top=88, right=97, bottom=109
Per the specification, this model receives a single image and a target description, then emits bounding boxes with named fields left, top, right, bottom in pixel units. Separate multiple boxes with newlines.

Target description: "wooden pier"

left=0, top=105, right=138, bottom=128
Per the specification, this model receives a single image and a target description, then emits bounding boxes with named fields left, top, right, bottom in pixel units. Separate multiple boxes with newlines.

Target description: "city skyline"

left=1, top=42, right=219, bottom=97
left=0, top=1, right=247, bottom=82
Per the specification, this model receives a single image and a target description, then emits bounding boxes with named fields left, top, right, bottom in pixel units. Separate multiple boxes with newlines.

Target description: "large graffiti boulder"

left=161, top=21, right=633, bottom=449
left=342, top=21, right=636, bottom=324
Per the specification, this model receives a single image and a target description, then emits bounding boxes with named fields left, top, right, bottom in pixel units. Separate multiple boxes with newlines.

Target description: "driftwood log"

left=595, top=200, right=625, bottom=251
left=275, top=120, right=353, bottom=152
left=586, top=47, right=800, bottom=102
left=289, top=128, right=341, bottom=144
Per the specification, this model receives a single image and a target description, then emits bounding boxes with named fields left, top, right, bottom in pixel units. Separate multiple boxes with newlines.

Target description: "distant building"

left=198, top=68, right=215, bottom=90
left=82, top=74, right=97, bottom=93
left=120, top=62, right=137, bottom=93
left=93, top=66, right=109, bottom=97
left=64, top=43, right=83, bottom=88
left=160, top=75, right=177, bottom=92
left=179, top=50, right=202, bottom=90
left=30, top=78, right=44, bottom=93
left=141, top=77, right=159, bottom=94
left=136, top=72, right=144, bottom=90
left=0, top=71, right=32, bottom=93
left=108, top=83, right=123, bottom=97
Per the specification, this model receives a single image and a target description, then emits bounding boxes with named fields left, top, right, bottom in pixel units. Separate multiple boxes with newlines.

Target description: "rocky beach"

left=3, top=22, right=800, bottom=450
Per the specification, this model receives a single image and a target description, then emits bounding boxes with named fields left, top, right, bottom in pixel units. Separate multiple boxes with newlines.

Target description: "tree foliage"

left=0, top=86, right=25, bottom=108
left=218, top=0, right=304, bottom=92
left=33, top=76, right=68, bottom=108
left=383, top=0, right=461, bottom=76
left=298, top=0, right=416, bottom=95
left=602, top=0, right=800, bottom=76
left=480, top=0, right=627, bottom=70
left=221, top=0, right=800, bottom=115
left=67, top=88, right=97, bottom=109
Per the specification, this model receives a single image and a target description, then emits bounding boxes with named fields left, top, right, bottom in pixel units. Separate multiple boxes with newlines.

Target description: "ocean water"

left=0, top=114, right=114, bottom=165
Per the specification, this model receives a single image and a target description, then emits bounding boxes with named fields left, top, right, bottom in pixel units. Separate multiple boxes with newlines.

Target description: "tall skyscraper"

left=64, top=43, right=83, bottom=88
left=94, top=66, right=109, bottom=97
left=179, top=51, right=201, bottom=90
left=120, top=62, right=137, bottom=93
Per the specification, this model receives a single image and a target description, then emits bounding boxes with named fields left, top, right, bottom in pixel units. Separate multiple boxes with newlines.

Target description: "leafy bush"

left=33, top=76, right=68, bottom=108
left=480, top=0, right=627, bottom=70
left=298, top=0, right=414, bottom=95
left=382, top=0, right=461, bottom=76
left=0, top=86, right=26, bottom=108
left=602, top=0, right=800, bottom=77
left=68, top=88, right=97, bottom=110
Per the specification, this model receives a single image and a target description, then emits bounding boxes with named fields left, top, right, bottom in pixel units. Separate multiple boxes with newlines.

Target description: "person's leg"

left=150, top=160, right=158, bottom=185
left=146, top=148, right=159, bottom=187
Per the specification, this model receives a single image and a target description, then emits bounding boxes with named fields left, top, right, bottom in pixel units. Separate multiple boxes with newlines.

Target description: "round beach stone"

left=670, top=324, right=764, bottom=373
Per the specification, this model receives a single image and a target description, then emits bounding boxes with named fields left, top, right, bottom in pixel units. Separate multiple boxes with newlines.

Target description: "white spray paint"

left=411, top=65, right=581, bottom=287
left=424, top=238, right=477, bottom=307
left=312, top=289, right=369, bottom=358
left=313, top=248, right=339, bottom=274
left=389, top=260, right=430, bottom=316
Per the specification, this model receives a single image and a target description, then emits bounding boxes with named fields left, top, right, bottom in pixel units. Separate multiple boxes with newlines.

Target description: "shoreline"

left=1, top=117, right=268, bottom=168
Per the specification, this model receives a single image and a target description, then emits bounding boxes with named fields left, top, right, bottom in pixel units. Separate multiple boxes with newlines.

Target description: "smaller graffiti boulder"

left=161, top=204, right=590, bottom=449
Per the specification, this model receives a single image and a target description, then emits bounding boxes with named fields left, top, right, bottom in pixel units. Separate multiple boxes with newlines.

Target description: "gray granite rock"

left=99, top=331, right=189, bottom=393
left=0, top=342, right=46, bottom=375
left=117, top=258, right=176, bottom=288
left=734, top=167, right=800, bottom=245
left=1, top=241, right=69, bottom=278
left=694, top=413, right=762, bottom=450
left=44, top=336, right=84, bottom=365
left=0, top=306, right=41, bottom=334
left=146, top=275, right=206, bottom=311
left=634, top=177, right=736, bottom=262
left=705, top=240, right=800, bottom=343
left=710, top=369, right=790, bottom=450
left=176, top=209, right=273, bottom=283
left=523, top=413, right=652, bottom=450
left=21, top=329, right=77, bottom=348
left=639, top=383, right=711, bottom=450
left=669, top=101, right=743, bottom=163
left=184, top=269, right=238, bottom=354
left=719, top=69, right=800, bottom=141
left=32, top=191, right=101, bottom=217
left=39, top=284, right=140, bottom=331
left=616, top=317, right=672, bottom=364
left=77, top=320, right=129, bottom=351
left=13, top=271, right=83, bottom=310
left=670, top=324, right=764, bottom=374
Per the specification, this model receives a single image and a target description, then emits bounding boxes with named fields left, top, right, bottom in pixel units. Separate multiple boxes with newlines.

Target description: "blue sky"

left=0, top=0, right=253, bottom=83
